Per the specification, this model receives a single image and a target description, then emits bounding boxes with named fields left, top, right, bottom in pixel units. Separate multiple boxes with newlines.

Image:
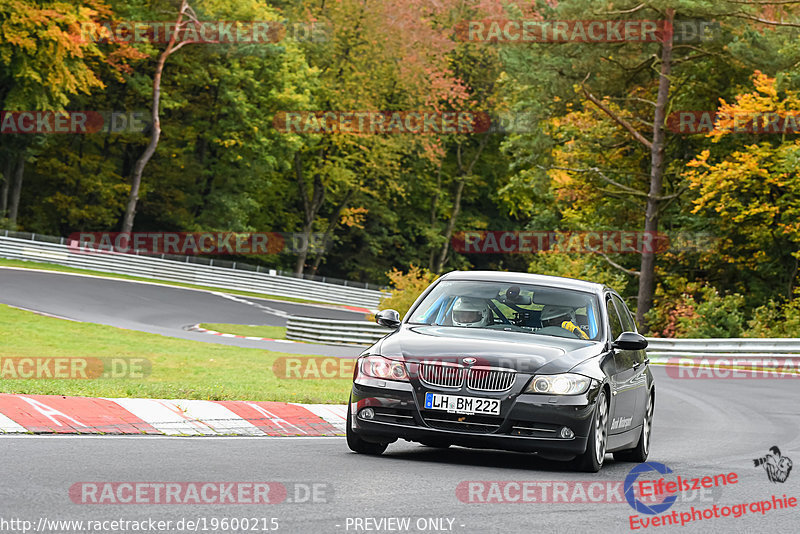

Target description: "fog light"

left=560, top=426, right=574, bottom=439
left=359, top=408, right=375, bottom=420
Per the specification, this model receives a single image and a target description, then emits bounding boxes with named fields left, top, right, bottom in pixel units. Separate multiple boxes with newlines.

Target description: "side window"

left=613, top=295, right=636, bottom=333
left=611, top=294, right=645, bottom=365
left=606, top=297, right=623, bottom=340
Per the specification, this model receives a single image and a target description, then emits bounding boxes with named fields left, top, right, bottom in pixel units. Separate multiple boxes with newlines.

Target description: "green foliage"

left=747, top=298, right=800, bottom=338
left=679, top=288, right=747, bottom=339
left=647, top=284, right=746, bottom=338
left=379, top=265, right=438, bottom=319
left=3, top=0, right=800, bottom=337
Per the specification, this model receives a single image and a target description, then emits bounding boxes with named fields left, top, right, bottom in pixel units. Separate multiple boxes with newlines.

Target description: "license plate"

left=424, top=393, right=500, bottom=415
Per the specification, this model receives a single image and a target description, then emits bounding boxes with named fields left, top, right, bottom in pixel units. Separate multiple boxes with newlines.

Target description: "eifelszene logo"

left=753, top=446, right=793, bottom=483
left=624, top=462, right=677, bottom=515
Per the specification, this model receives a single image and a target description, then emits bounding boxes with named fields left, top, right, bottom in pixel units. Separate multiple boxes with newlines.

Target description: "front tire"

left=346, top=401, right=388, bottom=455
left=613, top=390, right=653, bottom=463
left=573, top=389, right=609, bottom=472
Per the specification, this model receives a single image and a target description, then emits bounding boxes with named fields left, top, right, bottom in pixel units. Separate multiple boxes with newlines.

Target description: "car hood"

left=372, top=325, right=603, bottom=375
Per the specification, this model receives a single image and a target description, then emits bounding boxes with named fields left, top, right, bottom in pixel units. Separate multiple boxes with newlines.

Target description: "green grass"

left=0, top=258, right=330, bottom=305
left=0, top=304, right=351, bottom=403
left=199, top=323, right=287, bottom=339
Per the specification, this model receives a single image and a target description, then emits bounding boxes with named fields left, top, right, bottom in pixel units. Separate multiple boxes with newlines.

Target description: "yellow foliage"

left=378, top=265, right=438, bottom=318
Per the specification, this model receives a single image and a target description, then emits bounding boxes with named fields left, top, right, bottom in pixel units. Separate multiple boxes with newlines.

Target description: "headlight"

left=525, top=373, right=592, bottom=395
left=358, top=355, right=409, bottom=381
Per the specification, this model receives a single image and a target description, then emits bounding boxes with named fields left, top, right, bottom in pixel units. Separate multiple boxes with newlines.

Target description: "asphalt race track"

left=0, top=367, right=797, bottom=533
left=0, top=267, right=364, bottom=356
left=0, top=267, right=798, bottom=533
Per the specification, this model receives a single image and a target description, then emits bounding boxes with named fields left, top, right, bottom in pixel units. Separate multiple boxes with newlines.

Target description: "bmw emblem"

left=462, top=357, right=477, bottom=366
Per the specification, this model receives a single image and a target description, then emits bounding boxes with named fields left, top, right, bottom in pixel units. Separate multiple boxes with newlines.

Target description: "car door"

left=611, top=294, right=649, bottom=428
left=605, top=295, right=637, bottom=434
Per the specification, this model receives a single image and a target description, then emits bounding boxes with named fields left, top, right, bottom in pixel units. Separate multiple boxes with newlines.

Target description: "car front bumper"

left=350, top=378, right=601, bottom=457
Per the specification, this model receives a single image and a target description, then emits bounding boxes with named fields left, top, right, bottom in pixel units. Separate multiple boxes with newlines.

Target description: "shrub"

left=379, top=265, right=438, bottom=319
left=678, top=287, right=746, bottom=338
left=647, top=281, right=746, bottom=338
left=747, top=296, right=800, bottom=337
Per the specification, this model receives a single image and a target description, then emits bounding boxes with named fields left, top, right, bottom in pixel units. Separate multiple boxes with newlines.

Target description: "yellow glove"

left=561, top=320, right=589, bottom=340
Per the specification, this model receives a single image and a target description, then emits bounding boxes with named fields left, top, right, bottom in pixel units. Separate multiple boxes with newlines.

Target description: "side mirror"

left=376, top=309, right=401, bottom=329
left=612, top=332, right=648, bottom=351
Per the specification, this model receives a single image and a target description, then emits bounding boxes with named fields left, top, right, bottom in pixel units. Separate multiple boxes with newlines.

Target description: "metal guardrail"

left=285, top=317, right=800, bottom=359
left=286, top=316, right=390, bottom=345
left=645, top=338, right=800, bottom=361
left=0, top=233, right=387, bottom=309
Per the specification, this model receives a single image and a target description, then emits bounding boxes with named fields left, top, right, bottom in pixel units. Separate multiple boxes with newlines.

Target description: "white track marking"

left=0, top=413, right=27, bottom=433
left=245, top=403, right=308, bottom=435
left=212, top=292, right=290, bottom=318
left=110, top=398, right=262, bottom=436
left=294, top=404, right=347, bottom=433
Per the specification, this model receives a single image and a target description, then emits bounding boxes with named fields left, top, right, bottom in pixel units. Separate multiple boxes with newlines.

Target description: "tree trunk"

left=636, top=8, right=674, bottom=330
left=428, top=166, right=442, bottom=271
left=293, top=152, right=326, bottom=275
left=121, top=0, right=190, bottom=232
left=0, top=156, right=12, bottom=218
left=434, top=178, right=465, bottom=273
left=309, top=189, right=353, bottom=276
left=8, top=154, right=24, bottom=228
left=294, top=222, right=314, bottom=276
left=433, top=135, right=489, bottom=273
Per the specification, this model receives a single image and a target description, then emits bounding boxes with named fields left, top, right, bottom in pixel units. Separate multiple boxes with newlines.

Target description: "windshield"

left=408, top=280, right=602, bottom=341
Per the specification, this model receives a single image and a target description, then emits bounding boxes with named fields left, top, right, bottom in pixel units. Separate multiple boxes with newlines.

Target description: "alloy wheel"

left=595, top=393, right=608, bottom=465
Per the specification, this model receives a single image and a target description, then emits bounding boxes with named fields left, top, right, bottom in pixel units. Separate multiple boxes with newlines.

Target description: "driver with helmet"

left=540, top=305, right=589, bottom=339
left=451, top=297, right=491, bottom=327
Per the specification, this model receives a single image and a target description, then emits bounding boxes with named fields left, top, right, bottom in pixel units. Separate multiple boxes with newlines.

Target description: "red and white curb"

left=0, top=394, right=347, bottom=436
left=187, top=324, right=298, bottom=344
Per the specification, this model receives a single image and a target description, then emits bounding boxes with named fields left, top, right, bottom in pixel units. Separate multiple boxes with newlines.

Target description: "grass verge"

left=198, top=324, right=287, bottom=339
left=0, top=258, right=330, bottom=306
left=0, top=304, right=350, bottom=403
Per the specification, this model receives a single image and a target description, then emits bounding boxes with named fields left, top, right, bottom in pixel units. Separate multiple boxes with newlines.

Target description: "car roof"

left=439, top=270, right=608, bottom=295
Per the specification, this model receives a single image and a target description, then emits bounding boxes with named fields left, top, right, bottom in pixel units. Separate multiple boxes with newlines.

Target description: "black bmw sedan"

left=347, top=271, right=654, bottom=472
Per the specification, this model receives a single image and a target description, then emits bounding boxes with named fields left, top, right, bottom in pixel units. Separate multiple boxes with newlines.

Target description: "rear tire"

left=573, top=390, right=609, bottom=473
left=613, top=390, right=653, bottom=463
left=346, top=401, right=388, bottom=455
